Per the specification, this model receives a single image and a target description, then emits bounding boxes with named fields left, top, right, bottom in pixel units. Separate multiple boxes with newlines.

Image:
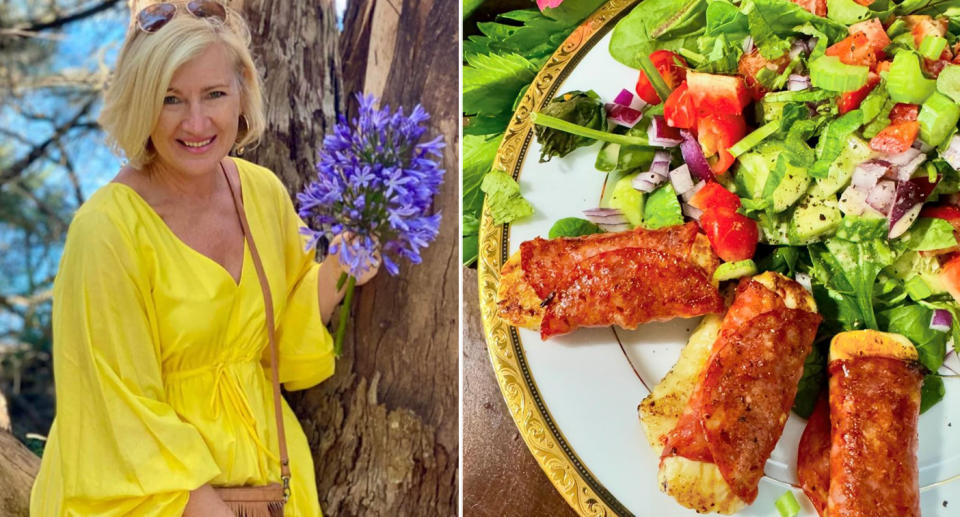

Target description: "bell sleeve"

left=51, top=209, right=221, bottom=515
left=272, top=184, right=335, bottom=391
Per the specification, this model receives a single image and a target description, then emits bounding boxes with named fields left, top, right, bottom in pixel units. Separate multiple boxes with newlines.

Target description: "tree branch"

left=0, top=96, right=97, bottom=185
left=9, top=0, right=123, bottom=33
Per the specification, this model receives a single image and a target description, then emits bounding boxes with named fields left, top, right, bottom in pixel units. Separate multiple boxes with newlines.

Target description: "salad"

left=525, top=0, right=960, bottom=420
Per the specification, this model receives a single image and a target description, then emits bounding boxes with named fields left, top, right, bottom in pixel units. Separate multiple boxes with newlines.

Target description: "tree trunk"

left=0, top=429, right=39, bottom=517
left=243, top=1, right=459, bottom=515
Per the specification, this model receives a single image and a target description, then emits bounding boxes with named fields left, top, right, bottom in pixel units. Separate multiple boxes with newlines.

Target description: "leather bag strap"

left=220, top=159, right=292, bottom=493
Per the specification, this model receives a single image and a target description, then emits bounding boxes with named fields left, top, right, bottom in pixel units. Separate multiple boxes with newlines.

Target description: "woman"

left=29, top=2, right=375, bottom=515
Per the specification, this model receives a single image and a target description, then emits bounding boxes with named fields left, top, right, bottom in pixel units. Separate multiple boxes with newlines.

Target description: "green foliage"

left=548, top=217, right=602, bottom=238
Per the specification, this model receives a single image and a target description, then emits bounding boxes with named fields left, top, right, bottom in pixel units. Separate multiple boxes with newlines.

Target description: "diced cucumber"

left=595, top=142, right=620, bottom=172
left=713, top=259, right=758, bottom=282
left=809, top=135, right=874, bottom=198
left=790, top=195, right=842, bottom=241
left=608, top=174, right=645, bottom=227
left=734, top=143, right=810, bottom=212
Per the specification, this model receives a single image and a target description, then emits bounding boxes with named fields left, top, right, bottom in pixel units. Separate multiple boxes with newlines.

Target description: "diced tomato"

left=906, top=15, right=948, bottom=48
left=890, top=103, right=919, bottom=123
left=939, top=253, right=960, bottom=303
left=852, top=0, right=874, bottom=5
left=686, top=71, right=751, bottom=116
left=837, top=72, right=880, bottom=114
left=922, top=57, right=952, bottom=78
left=635, top=50, right=687, bottom=105
left=870, top=121, right=920, bottom=153
left=689, top=182, right=741, bottom=213
left=738, top=49, right=789, bottom=100
left=876, top=60, right=892, bottom=73
left=789, top=0, right=826, bottom=16
left=826, top=32, right=878, bottom=69
left=848, top=19, right=890, bottom=60
left=664, top=82, right=698, bottom=129
left=921, top=205, right=960, bottom=233
left=699, top=208, right=759, bottom=262
left=697, top=114, right=747, bottom=175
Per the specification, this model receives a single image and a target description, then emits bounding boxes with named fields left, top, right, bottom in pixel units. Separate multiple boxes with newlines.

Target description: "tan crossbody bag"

left=213, top=159, right=290, bottom=517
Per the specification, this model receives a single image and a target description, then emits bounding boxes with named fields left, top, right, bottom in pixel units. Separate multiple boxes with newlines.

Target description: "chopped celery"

left=529, top=112, right=654, bottom=148
left=919, top=35, right=948, bottom=60
left=810, top=56, right=869, bottom=92
left=938, top=65, right=960, bottom=103
left=887, top=52, right=936, bottom=104
left=886, top=18, right=907, bottom=38
left=918, top=92, right=960, bottom=147
left=775, top=491, right=801, bottom=517
left=826, top=0, right=871, bottom=24
left=729, top=120, right=779, bottom=158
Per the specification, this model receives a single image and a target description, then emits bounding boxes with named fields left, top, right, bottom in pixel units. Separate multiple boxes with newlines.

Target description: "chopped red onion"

left=896, top=153, right=927, bottom=181
left=605, top=103, right=643, bottom=128
left=931, top=309, right=953, bottom=332
left=669, top=164, right=694, bottom=195
left=805, top=37, right=819, bottom=53
left=787, top=74, right=811, bottom=91
left=795, top=272, right=813, bottom=293
left=852, top=160, right=891, bottom=191
left=912, top=139, right=934, bottom=152
left=583, top=208, right=628, bottom=225
left=681, top=202, right=703, bottom=221
left=599, top=222, right=632, bottom=233
left=636, top=171, right=668, bottom=187
left=648, top=116, right=682, bottom=147
left=680, top=130, right=714, bottom=182
left=651, top=150, right=673, bottom=177
left=943, top=348, right=960, bottom=375
left=742, top=35, right=754, bottom=54
left=888, top=176, right=940, bottom=239
left=681, top=180, right=706, bottom=203
left=839, top=185, right=875, bottom=216
left=632, top=178, right=657, bottom=193
left=613, top=88, right=634, bottom=106
left=867, top=180, right=897, bottom=214
left=788, top=39, right=807, bottom=60
left=942, top=135, right=960, bottom=170
left=884, top=147, right=923, bottom=167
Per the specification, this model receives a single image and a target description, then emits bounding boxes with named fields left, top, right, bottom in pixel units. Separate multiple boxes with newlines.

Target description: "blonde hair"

left=99, top=3, right=264, bottom=168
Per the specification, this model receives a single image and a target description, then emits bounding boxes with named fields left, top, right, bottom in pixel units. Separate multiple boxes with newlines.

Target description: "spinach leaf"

left=548, top=217, right=603, bottom=239
left=921, top=374, right=945, bottom=414
left=743, top=0, right=848, bottom=56
left=879, top=304, right=948, bottom=371
left=756, top=246, right=801, bottom=276
left=609, top=0, right=708, bottom=69
left=643, top=183, right=684, bottom=229
left=793, top=341, right=827, bottom=418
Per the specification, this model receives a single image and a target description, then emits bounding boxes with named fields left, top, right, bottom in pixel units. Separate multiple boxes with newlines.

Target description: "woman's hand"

left=317, top=233, right=381, bottom=323
left=183, top=484, right=233, bottom=517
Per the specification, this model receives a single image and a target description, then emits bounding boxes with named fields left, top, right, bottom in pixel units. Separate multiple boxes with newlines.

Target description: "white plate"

left=478, top=2, right=960, bottom=515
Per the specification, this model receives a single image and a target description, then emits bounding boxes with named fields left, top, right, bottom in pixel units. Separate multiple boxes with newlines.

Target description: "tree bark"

left=243, top=1, right=459, bottom=515
left=0, top=430, right=39, bottom=517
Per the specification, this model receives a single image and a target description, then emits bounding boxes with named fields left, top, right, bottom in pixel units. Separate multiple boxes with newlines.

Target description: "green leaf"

left=762, top=155, right=788, bottom=204
left=811, top=110, right=863, bottom=179
left=743, top=0, right=848, bottom=57
left=463, top=53, right=538, bottom=116
left=480, top=170, right=534, bottom=225
left=463, top=0, right=485, bottom=20
left=920, top=374, right=945, bottom=414
left=756, top=246, right=801, bottom=276
left=879, top=304, right=948, bottom=372
left=540, top=0, right=607, bottom=25
left=463, top=134, right=503, bottom=220
left=462, top=213, right=480, bottom=267
left=548, top=217, right=603, bottom=239
left=608, top=0, right=708, bottom=69
left=792, top=342, right=826, bottom=418
left=643, top=183, right=684, bottom=229
left=897, top=218, right=959, bottom=252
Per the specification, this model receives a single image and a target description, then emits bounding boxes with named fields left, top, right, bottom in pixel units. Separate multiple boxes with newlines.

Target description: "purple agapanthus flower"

left=297, top=93, right=445, bottom=277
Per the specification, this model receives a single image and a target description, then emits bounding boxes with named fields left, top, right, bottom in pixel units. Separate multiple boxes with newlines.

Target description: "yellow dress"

left=30, top=158, right=333, bottom=516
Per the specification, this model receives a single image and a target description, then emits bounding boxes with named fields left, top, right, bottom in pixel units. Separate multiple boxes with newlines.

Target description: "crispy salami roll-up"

left=497, top=223, right=722, bottom=335
left=827, top=331, right=923, bottom=517
left=643, top=272, right=820, bottom=514
left=796, top=393, right=830, bottom=517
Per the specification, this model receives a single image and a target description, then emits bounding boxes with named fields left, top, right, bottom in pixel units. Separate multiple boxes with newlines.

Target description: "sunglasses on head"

left=136, top=1, right=227, bottom=33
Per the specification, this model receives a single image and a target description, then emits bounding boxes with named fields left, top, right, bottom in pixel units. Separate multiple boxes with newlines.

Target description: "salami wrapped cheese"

left=643, top=272, right=821, bottom=513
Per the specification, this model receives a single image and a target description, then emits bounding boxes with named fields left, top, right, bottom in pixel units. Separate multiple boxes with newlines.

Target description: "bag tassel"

left=224, top=501, right=285, bottom=517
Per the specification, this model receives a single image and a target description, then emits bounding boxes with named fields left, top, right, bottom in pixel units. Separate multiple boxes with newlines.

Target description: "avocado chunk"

left=808, top=135, right=874, bottom=199
left=790, top=195, right=842, bottom=241
left=607, top=174, right=645, bottom=227
left=713, top=259, right=758, bottom=282
left=734, top=142, right=811, bottom=212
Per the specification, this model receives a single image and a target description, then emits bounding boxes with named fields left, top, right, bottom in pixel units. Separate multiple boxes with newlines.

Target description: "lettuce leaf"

left=480, top=170, right=534, bottom=225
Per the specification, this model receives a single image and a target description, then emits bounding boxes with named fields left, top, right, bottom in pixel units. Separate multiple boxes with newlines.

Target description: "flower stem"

left=334, top=275, right=357, bottom=357
left=529, top=111, right=654, bottom=148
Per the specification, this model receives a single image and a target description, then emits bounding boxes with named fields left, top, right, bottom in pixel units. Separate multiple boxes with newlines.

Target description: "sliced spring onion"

left=775, top=491, right=801, bottom=517
left=887, top=51, right=937, bottom=104
left=637, top=52, right=673, bottom=104
left=530, top=111, right=655, bottom=148
left=810, top=55, right=869, bottom=92
left=729, top=120, right=779, bottom=158
left=919, top=35, right=948, bottom=61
